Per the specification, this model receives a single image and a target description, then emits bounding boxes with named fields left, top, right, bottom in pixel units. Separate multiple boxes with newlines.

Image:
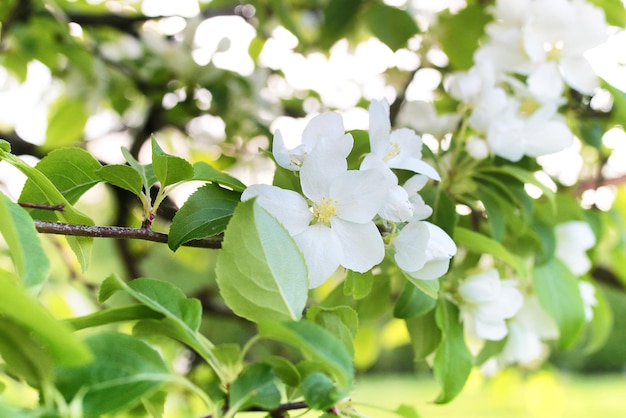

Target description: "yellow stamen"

left=313, top=197, right=338, bottom=223
left=384, top=142, right=400, bottom=161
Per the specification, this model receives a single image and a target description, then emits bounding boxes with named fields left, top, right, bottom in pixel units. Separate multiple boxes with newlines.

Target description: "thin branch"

left=33, top=220, right=222, bottom=249
left=202, top=401, right=310, bottom=418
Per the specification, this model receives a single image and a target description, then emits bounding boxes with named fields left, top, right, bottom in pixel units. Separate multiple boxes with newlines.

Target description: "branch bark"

left=33, top=220, right=222, bottom=249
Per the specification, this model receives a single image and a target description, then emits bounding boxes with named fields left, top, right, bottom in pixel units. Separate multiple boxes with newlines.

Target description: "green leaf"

left=54, top=332, right=170, bottom=417
left=19, top=147, right=102, bottom=221
left=402, top=272, right=440, bottom=299
left=0, top=270, right=91, bottom=367
left=301, top=371, right=339, bottom=410
left=394, top=281, right=436, bottom=319
left=151, top=136, right=194, bottom=187
left=66, top=305, right=164, bottom=330
left=264, top=356, right=301, bottom=387
left=45, top=96, right=89, bottom=149
left=475, top=189, right=506, bottom=241
left=0, top=193, right=49, bottom=287
left=258, top=320, right=353, bottom=398
left=437, top=4, right=492, bottom=70
left=216, top=199, right=308, bottom=322
left=364, top=3, right=419, bottom=51
left=121, top=147, right=158, bottom=191
left=193, top=161, right=246, bottom=192
left=98, top=164, right=144, bottom=196
left=98, top=275, right=227, bottom=381
left=455, top=227, right=526, bottom=276
left=229, top=363, right=281, bottom=412
left=394, top=404, right=421, bottom=418
left=475, top=338, right=507, bottom=366
left=1, top=148, right=96, bottom=270
left=405, top=309, right=441, bottom=361
left=99, top=275, right=201, bottom=331
left=533, top=259, right=586, bottom=350
left=433, top=299, right=473, bottom=404
left=583, top=284, right=614, bottom=355
left=422, top=187, right=458, bottom=236
left=0, top=138, right=10, bottom=152
left=168, top=184, right=240, bottom=251
left=307, top=306, right=359, bottom=356
left=319, top=0, right=364, bottom=49
left=482, top=165, right=555, bottom=207
left=0, top=319, right=54, bottom=387
left=343, top=269, right=374, bottom=300
left=588, top=0, right=625, bottom=26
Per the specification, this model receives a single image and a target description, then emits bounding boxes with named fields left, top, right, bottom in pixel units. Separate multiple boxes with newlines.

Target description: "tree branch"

left=33, top=221, right=222, bottom=249
left=203, top=401, right=310, bottom=418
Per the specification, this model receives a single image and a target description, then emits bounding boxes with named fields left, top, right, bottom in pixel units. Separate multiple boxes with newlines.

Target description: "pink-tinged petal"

left=294, top=224, right=343, bottom=288
left=331, top=168, right=388, bottom=223
left=393, top=221, right=429, bottom=273
left=300, top=137, right=350, bottom=201
left=241, top=184, right=313, bottom=235
left=330, top=218, right=384, bottom=272
left=560, top=56, right=598, bottom=95
left=301, top=112, right=346, bottom=149
left=369, top=99, right=391, bottom=157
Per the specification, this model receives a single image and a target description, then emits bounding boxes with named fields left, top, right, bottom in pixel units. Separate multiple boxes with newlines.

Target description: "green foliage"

left=533, top=259, right=586, bottom=350
left=216, top=199, right=308, bottom=322
left=433, top=299, right=473, bottom=404
left=0, top=193, right=49, bottom=287
left=364, top=3, right=420, bottom=51
left=228, top=363, right=281, bottom=413
left=151, top=136, right=194, bottom=187
left=54, top=332, right=171, bottom=417
left=45, top=96, right=89, bottom=149
left=168, top=183, right=240, bottom=251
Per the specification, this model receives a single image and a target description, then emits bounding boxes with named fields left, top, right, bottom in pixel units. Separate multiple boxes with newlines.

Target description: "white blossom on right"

left=554, top=220, right=596, bottom=275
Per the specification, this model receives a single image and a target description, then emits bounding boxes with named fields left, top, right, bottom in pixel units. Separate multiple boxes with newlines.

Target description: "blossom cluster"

left=242, top=99, right=457, bottom=288
left=456, top=221, right=597, bottom=367
left=448, top=0, right=608, bottom=162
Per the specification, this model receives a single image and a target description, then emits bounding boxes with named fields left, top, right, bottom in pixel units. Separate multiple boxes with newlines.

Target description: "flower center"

left=384, top=142, right=400, bottom=161
left=544, top=40, right=564, bottom=62
left=519, top=97, right=540, bottom=116
left=313, top=197, right=338, bottom=223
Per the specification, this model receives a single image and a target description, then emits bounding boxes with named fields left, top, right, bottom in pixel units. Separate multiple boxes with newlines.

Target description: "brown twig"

left=19, top=202, right=65, bottom=211
left=202, top=401, right=309, bottom=418
left=33, top=220, right=222, bottom=249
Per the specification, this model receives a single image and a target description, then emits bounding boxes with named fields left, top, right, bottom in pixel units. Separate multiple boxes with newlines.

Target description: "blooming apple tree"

left=0, top=0, right=625, bottom=416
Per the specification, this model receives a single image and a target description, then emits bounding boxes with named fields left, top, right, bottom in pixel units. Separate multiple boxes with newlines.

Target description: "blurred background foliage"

left=1, top=0, right=626, bottom=415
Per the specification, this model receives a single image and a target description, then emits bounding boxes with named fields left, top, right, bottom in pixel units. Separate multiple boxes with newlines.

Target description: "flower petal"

left=294, top=223, right=343, bottom=288
left=379, top=185, right=414, bottom=222
left=241, top=184, right=313, bottom=235
left=368, top=99, right=391, bottom=157
left=560, top=56, right=598, bottom=95
left=300, top=136, right=350, bottom=201
left=393, top=221, right=429, bottom=273
left=409, top=259, right=452, bottom=281
left=301, top=112, right=346, bottom=149
left=330, top=218, right=384, bottom=273
left=331, top=168, right=388, bottom=223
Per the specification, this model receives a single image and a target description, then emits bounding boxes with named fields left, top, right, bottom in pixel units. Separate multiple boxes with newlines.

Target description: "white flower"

left=243, top=137, right=388, bottom=288
left=579, top=281, right=598, bottom=322
left=554, top=221, right=596, bottom=275
left=457, top=269, right=523, bottom=341
left=368, top=99, right=440, bottom=180
left=402, top=174, right=433, bottom=221
left=398, top=100, right=461, bottom=138
left=272, top=112, right=352, bottom=171
left=466, top=137, right=490, bottom=160
left=392, top=221, right=456, bottom=281
left=499, top=295, right=559, bottom=366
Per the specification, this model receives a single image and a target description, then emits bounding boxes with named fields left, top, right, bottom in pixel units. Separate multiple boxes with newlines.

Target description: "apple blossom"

left=243, top=133, right=389, bottom=288
left=499, top=294, right=559, bottom=366
left=579, top=281, right=598, bottom=321
left=272, top=112, right=352, bottom=171
left=457, top=269, right=523, bottom=341
left=392, top=221, right=457, bottom=281
left=554, top=221, right=596, bottom=275
left=367, top=99, right=440, bottom=180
